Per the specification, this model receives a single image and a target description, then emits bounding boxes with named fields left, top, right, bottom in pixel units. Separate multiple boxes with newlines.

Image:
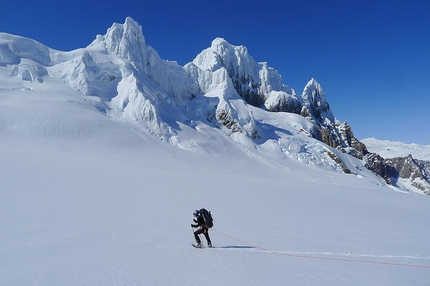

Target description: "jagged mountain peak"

left=94, top=16, right=146, bottom=46
left=210, top=37, right=232, bottom=48
left=307, top=77, right=319, bottom=86
left=302, top=78, right=325, bottom=103
left=89, top=17, right=152, bottom=69
left=190, top=37, right=296, bottom=108
left=192, top=37, right=253, bottom=75
left=210, top=37, right=249, bottom=57
left=301, top=78, right=334, bottom=122
left=2, top=17, right=428, bottom=195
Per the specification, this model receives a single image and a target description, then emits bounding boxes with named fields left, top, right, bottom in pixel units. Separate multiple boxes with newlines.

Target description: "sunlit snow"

left=1, top=18, right=430, bottom=286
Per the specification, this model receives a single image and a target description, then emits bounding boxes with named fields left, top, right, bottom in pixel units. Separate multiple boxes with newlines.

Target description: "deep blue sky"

left=1, top=0, right=429, bottom=144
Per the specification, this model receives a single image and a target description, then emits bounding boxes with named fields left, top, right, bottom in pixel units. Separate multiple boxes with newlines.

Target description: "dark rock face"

left=385, top=155, right=430, bottom=194
left=386, top=155, right=422, bottom=179
left=364, top=153, right=398, bottom=185
left=265, top=95, right=302, bottom=114
left=311, top=122, right=368, bottom=159
left=231, top=76, right=368, bottom=159
left=364, top=153, right=430, bottom=194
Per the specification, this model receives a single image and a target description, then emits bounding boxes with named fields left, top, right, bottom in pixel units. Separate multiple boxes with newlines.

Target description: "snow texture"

left=1, top=17, right=430, bottom=286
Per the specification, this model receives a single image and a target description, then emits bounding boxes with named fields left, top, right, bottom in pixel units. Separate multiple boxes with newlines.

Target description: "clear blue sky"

left=1, top=0, right=429, bottom=144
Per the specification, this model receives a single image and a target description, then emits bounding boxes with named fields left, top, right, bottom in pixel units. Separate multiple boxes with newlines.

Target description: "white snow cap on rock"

left=1, top=16, right=429, bottom=198
left=301, top=78, right=334, bottom=122
left=188, top=37, right=295, bottom=98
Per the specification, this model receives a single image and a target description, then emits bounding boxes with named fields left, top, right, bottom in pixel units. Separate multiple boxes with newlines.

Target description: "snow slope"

left=1, top=19, right=430, bottom=285
left=1, top=57, right=430, bottom=286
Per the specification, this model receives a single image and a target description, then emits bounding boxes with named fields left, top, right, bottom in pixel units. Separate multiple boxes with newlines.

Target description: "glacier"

left=1, top=17, right=430, bottom=286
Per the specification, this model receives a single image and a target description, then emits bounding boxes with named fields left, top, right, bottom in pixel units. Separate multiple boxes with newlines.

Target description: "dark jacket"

left=191, top=215, right=206, bottom=228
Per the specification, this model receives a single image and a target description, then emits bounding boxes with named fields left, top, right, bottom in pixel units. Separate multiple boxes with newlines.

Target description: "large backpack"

left=199, top=208, right=213, bottom=228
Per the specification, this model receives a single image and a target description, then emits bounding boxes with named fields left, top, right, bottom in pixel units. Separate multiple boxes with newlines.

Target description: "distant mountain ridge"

left=1, top=17, right=429, bottom=195
left=362, top=138, right=430, bottom=195
left=362, top=138, right=430, bottom=161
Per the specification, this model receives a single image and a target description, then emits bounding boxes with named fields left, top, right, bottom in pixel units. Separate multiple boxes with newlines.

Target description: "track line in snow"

left=212, top=228, right=430, bottom=269
left=278, top=251, right=430, bottom=261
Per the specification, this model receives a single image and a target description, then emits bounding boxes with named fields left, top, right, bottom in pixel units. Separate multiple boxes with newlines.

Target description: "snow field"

left=1, top=23, right=430, bottom=285
left=1, top=136, right=429, bottom=285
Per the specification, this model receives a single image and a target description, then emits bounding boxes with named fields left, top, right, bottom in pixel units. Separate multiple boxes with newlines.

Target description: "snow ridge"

left=362, top=138, right=430, bottom=161
left=1, top=17, right=428, bottom=194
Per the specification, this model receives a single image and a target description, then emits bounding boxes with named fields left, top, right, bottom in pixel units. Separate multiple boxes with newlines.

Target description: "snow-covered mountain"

left=1, top=18, right=430, bottom=286
left=362, top=138, right=430, bottom=161
left=0, top=16, right=428, bottom=196
left=361, top=138, right=430, bottom=195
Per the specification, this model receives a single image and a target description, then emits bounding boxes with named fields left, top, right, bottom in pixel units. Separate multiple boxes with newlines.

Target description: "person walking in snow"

left=191, top=209, right=212, bottom=248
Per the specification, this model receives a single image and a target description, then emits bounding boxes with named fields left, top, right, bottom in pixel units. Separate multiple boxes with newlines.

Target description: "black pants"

left=194, top=227, right=211, bottom=245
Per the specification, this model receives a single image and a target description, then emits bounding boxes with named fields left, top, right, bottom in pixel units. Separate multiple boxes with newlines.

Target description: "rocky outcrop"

left=364, top=153, right=398, bottom=184
left=364, top=153, right=430, bottom=194
left=299, top=80, right=367, bottom=159
left=326, top=151, right=352, bottom=174
left=385, top=155, right=430, bottom=194
left=188, top=40, right=367, bottom=160
left=386, top=155, right=422, bottom=180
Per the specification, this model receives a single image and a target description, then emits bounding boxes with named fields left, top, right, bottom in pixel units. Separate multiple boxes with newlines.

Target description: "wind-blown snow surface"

left=1, top=61, right=430, bottom=285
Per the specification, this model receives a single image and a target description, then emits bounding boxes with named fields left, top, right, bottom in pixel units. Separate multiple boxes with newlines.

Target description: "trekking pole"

left=191, top=226, right=201, bottom=242
left=191, top=226, right=196, bottom=238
